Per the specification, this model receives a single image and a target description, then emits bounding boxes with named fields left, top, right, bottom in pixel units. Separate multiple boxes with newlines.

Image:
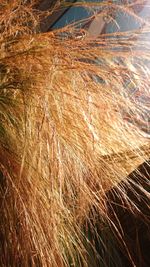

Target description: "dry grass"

left=0, top=1, right=150, bottom=266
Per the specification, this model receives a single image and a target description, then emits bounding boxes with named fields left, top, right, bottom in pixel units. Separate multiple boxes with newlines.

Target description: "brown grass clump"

left=0, top=1, right=150, bottom=266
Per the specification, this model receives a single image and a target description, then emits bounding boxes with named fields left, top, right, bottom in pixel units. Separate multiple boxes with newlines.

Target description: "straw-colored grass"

left=0, top=1, right=150, bottom=266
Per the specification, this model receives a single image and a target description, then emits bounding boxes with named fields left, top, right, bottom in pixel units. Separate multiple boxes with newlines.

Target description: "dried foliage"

left=0, top=1, right=150, bottom=267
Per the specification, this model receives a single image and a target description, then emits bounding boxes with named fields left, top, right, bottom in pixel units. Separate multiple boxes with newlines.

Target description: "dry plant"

left=0, top=1, right=150, bottom=266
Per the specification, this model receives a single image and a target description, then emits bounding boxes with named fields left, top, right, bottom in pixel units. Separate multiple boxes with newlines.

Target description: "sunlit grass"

left=0, top=1, right=150, bottom=266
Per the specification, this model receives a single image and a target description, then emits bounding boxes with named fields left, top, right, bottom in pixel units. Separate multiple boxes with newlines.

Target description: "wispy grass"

left=0, top=1, right=150, bottom=266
